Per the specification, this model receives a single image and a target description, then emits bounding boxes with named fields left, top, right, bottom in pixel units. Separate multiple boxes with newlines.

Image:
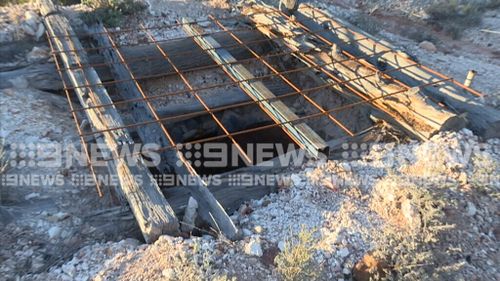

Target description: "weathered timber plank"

left=39, top=0, right=179, bottom=243
left=182, top=18, right=328, bottom=158
left=0, top=30, right=272, bottom=91
left=91, top=24, right=239, bottom=240
left=243, top=5, right=466, bottom=140
left=296, top=4, right=500, bottom=139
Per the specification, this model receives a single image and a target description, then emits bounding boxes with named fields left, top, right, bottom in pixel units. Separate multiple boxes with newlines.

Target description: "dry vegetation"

left=274, top=226, right=321, bottom=281
left=369, top=175, right=453, bottom=280
left=80, top=0, right=146, bottom=26
left=426, top=0, right=500, bottom=38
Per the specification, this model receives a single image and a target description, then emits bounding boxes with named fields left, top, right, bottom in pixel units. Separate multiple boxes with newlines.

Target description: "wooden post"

left=39, top=0, right=179, bottom=243
left=90, top=25, right=238, bottom=240
left=295, top=4, right=500, bottom=139
left=243, top=5, right=466, bottom=140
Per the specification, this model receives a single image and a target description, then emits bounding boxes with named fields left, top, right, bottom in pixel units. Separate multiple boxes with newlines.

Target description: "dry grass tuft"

left=160, top=240, right=236, bottom=281
left=370, top=175, right=455, bottom=279
left=469, top=152, right=500, bottom=196
left=274, top=226, right=321, bottom=281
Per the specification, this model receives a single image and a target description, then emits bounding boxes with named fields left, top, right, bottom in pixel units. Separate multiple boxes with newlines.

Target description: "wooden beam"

left=0, top=30, right=273, bottom=91
left=243, top=5, right=466, bottom=140
left=182, top=18, right=328, bottom=158
left=90, top=24, right=239, bottom=240
left=39, top=0, right=179, bottom=243
left=295, top=4, right=500, bottom=139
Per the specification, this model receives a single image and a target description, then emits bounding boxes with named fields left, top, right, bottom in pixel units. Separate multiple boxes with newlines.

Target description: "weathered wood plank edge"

left=182, top=18, right=328, bottom=158
left=39, top=0, right=179, bottom=243
left=90, top=24, right=239, bottom=240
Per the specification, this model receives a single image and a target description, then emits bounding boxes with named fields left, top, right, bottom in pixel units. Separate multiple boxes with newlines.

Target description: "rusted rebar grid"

left=55, top=21, right=374, bottom=90
left=301, top=4, right=483, bottom=97
left=48, top=7, right=479, bottom=188
left=84, top=77, right=452, bottom=166
left=50, top=14, right=334, bottom=56
left=209, top=16, right=355, bottom=137
left=77, top=61, right=420, bottom=139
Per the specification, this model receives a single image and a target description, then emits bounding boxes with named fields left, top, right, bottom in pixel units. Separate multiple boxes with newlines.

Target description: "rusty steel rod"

left=70, top=49, right=394, bottom=113
left=78, top=62, right=420, bottom=140
left=211, top=15, right=355, bottom=137
left=87, top=77, right=452, bottom=165
left=47, top=31, right=103, bottom=197
left=303, top=4, right=484, bottom=97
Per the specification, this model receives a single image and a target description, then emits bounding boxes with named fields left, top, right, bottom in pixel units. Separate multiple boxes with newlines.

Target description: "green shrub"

left=81, top=0, right=146, bottom=27
left=426, top=0, right=498, bottom=38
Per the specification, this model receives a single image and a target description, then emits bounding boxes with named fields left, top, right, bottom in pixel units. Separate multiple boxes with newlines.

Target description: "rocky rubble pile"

left=0, top=5, right=45, bottom=43
left=26, top=130, right=498, bottom=281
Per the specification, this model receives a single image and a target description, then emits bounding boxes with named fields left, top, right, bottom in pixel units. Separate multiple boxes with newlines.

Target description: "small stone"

left=418, top=41, right=437, bottom=53
left=181, top=197, right=198, bottom=232
left=230, top=214, right=239, bottom=223
left=244, top=237, right=263, bottom=257
left=291, top=174, right=303, bottom=187
left=466, top=202, right=477, bottom=217
left=35, top=23, right=45, bottom=41
left=48, top=226, right=62, bottom=239
left=239, top=204, right=253, bottom=216
left=242, top=228, right=253, bottom=237
left=261, top=246, right=280, bottom=267
left=254, top=225, right=263, bottom=234
left=342, top=267, right=351, bottom=275
left=337, top=248, right=349, bottom=258
left=278, top=241, right=286, bottom=252
left=401, top=199, right=421, bottom=229
left=27, top=46, right=49, bottom=63
left=52, top=212, right=70, bottom=221
left=61, top=263, right=76, bottom=277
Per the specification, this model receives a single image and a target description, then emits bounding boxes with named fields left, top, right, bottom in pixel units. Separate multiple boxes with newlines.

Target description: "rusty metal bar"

left=79, top=61, right=420, bottom=138
left=302, top=4, right=484, bottom=97
left=138, top=24, right=253, bottom=165
left=88, top=78, right=452, bottom=165
left=47, top=32, right=103, bottom=197
left=211, top=16, right=355, bottom=137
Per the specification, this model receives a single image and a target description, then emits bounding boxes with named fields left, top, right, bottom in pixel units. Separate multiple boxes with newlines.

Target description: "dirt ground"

left=0, top=0, right=499, bottom=280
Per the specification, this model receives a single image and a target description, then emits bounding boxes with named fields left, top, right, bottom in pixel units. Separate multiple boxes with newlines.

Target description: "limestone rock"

left=418, top=41, right=437, bottom=53
left=244, top=237, right=263, bottom=257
